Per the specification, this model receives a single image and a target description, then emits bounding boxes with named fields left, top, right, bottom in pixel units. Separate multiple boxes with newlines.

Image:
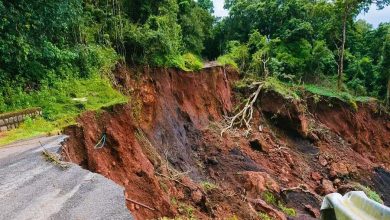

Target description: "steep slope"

left=62, top=65, right=390, bottom=219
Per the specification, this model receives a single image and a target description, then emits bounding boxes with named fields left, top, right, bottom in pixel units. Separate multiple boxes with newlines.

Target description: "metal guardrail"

left=321, top=191, right=390, bottom=220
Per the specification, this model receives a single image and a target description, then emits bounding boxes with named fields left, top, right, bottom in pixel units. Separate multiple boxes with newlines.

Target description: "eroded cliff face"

left=62, top=65, right=390, bottom=220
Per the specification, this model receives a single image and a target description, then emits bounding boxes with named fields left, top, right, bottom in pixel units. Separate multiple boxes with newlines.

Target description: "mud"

left=62, top=65, right=390, bottom=219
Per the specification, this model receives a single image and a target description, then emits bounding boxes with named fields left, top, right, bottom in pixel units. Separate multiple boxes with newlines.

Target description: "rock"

left=191, top=189, right=203, bottom=203
left=240, top=171, right=280, bottom=196
left=206, top=156, right=219, bottom=165
left=247, top=198, right=287, bottom=220
left=304, top=204, right=320, bottom=218
left=322, top=179, right=336, bottom=195
left=284, top=152, right=294, bottom=165
left=319, top=155, right=328, bottom=166
left=330, top=162, right=349, bottom=178
left=347, top=164, right=358, bottom=174
left=333, top=178, right=341, bottom=187
left=311, top=172, right=322, bottom=181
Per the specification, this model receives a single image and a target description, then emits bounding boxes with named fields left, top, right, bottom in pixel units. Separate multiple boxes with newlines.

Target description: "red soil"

left=62, top=65, right=390, bottom=220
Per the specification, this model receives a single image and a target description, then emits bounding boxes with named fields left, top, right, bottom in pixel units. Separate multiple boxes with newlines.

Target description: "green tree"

left=379, top=32, right=390, bottom=106
left=198, top=0, right=214, bottom=13
left=334, top=0, right=390, bottom=90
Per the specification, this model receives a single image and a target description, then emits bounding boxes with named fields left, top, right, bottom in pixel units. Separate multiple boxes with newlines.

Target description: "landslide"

left=62, top=65, right=390, bottom=220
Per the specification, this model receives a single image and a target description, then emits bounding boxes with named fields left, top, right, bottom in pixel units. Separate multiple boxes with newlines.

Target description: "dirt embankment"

left=62, top=65, right=390, bottom=219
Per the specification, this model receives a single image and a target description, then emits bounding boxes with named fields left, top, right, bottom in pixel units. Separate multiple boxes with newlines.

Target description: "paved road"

left=0, top=135, right=133, bottom=220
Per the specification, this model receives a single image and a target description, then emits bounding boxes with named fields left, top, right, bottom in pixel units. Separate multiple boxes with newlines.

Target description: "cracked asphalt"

left=0, top=135, right=133, bottom=220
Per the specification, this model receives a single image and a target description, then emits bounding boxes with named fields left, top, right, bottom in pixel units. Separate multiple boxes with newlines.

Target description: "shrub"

left=217, top=55, right=238, bottom=69
left=171, top=53, right=203, bottom=71
left=262, top=191, right=277, bottom=206
left=200, top=181, right=218, bottom=192
left=278, top=201, right=297, bottom=217
left=257, top=212, right=272, bottom=220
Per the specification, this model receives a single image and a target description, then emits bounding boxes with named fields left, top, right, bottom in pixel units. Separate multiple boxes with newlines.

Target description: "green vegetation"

left=263, top=77, right=300, bottom=100
left=0, top=73, right=127, bottom=146
left=277, top=201, right=297, bottom=217
left=262, top=191, right=277, bottom=206
left=171, top=53, right=204, bottom=72
left=262, top=191, right=296, bottom=217
left=177, top=202, right=196, bottom=219
left=257, top=212, right=272, bottom=220
left=1, top=0, right=390, bottom=144
left=200, top=181, right=218, bottom=192
left=354, top=183, right=384, bottom=204
left=213, top=0, right=390, bottom=106
left=0, top=0, right=216, bottom=143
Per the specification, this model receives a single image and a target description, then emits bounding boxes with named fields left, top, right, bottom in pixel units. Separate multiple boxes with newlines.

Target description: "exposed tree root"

left=221, top=82, right=264, bottom=136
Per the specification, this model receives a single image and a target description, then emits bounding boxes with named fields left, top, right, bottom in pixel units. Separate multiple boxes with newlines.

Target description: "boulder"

left=240, top=171, right=280, bottom=196
left=311, top=172, right=322, bottom=181
left=330, top=162, right=349, bottom=178
left=322, top=179, right=336, bottom=195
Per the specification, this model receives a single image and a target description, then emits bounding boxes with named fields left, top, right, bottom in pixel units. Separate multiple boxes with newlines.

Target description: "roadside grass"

left=303, top=84, right=374, bottom=110
left=0, top=75, right=127, bottom=147
left=263, top=77, right=300, bottom=100
left=234, top=76, right=375, bottom=110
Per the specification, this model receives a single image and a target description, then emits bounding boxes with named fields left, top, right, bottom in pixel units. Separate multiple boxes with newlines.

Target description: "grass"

left=0, top=75, right=127, bottom=147
left=263, top=77, right=300, bottom=100
left=303, top=84, right=374, bottom=110
left=278, top=201, right=296, bottom=217
left=257, top=212, right=272, bottom=220
left=262, top=191, right=277, bottom=206
left=262, top=191, right=296, bottom=217
left=171, top=53, right=203, bottom=71
left=235, top=76, right=375, bottom=110
left=353, top=183, right=383, bottom=204
left=177, top=202, right=196, bottom=219
left=200, top=181, right=218, bottom=192
left=217, top=55, right=239, bottom=70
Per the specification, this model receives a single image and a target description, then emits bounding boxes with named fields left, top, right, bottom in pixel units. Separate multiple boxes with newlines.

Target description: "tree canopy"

left=1, top=0, right=390, bottom=107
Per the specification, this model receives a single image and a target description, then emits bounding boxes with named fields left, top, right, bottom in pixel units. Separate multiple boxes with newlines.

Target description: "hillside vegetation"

left=0, top=0, right=389, bottom=144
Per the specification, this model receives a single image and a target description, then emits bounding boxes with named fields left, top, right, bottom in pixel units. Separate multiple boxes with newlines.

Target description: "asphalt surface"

left=0, top=135, right=133, bottom=220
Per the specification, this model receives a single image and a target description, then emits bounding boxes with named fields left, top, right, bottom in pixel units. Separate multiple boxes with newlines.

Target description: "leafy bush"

left=278, top=201, right=297, bottom=217
left=170, top=53, right=203, bottom=71
left=262, top=191, right=277, bottom=206
left=217, top=55, right=238, bottom=69
left=263, top=77, right=300, bottom=100
left=257, top=212, right=272, bottom=220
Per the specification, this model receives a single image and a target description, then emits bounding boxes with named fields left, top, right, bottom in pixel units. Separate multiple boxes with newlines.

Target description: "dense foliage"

left=0, top=0, right=390, bottom=117
left=211, top=0, right=390, bottom=104
left=0, top=0, right=214, bottom=112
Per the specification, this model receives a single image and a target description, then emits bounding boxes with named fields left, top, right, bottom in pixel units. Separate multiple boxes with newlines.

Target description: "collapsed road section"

left=0, top=135, right=133, bottom=220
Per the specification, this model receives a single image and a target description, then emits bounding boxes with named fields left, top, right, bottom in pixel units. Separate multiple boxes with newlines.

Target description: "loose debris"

left=221, top=82, right=263, bottom=136
left=42, top=149, right=69, bottom=169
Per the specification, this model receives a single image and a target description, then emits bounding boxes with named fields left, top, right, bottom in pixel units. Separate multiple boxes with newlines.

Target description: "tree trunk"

left=338, top=8, right=347, bottom=90
left=386, top=76, right=390, bottom=108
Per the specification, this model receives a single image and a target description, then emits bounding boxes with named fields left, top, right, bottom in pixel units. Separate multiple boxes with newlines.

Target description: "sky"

left=212, top=0, right=390, bottom=28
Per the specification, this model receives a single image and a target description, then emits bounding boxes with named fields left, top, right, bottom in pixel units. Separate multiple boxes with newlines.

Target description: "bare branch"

left=221, top=82, right=264, bottom=136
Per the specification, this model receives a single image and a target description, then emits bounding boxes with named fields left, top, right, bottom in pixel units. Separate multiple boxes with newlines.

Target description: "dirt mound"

left=62, top=65, right=390, bottom=219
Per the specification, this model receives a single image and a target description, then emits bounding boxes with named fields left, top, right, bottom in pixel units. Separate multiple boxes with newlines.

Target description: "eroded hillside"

left=62, top=66, right=390, bottom=220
